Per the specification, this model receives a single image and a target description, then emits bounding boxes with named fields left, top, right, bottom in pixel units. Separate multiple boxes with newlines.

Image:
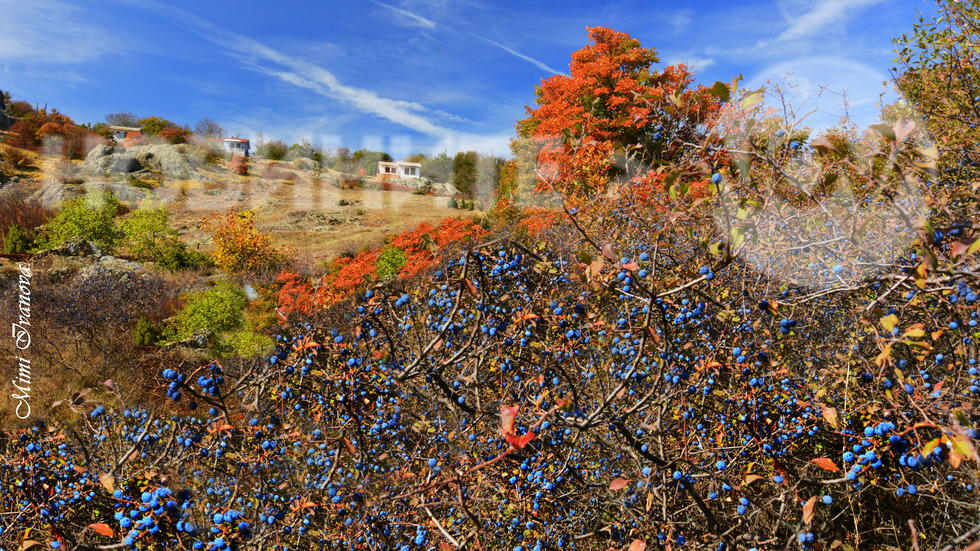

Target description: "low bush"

left=159, top=127, right=189, bottom=145
left=375, top=245, right=407, bottom=280
left=163, top=280, right=247, bottom=343
left=123, top=131, right=147, bottom=148
left=132, top=316, right=162, bottom=346
left=229, top=155, right=249, bottom=176
left=3, top=223, right=30, bottom=254
left=33, top=191, right=122, bottom=253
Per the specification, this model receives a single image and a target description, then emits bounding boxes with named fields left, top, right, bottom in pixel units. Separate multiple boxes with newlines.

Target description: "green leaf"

left=710, top=81, right=730, bottom=102
left=871, top=124, right=896, bottom=141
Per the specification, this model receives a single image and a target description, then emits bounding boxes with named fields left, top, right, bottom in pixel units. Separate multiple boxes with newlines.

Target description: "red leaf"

left=622, top=261, right=640, bottom=272
left=89, top=523, right=115, bottom=537
left=505, top=431, right=537, bottom=449
left=609, top=477, right=629, bottom=491
left=811, top=457, right=840, bottom=472
left=500, top=406, right=518, bottom=436
left=629, top=540, right=647, bottom=551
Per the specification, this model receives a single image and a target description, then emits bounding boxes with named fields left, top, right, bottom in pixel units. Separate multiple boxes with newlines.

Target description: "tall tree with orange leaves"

left=513, top=27, right=723, bottom=199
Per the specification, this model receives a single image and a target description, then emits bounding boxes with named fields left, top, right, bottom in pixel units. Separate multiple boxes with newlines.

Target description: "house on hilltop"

left=208, top=137, right=250, bottom=157
left=108, top=126, right=142, bottom=143
left=378, top=160, right=422, bottom=179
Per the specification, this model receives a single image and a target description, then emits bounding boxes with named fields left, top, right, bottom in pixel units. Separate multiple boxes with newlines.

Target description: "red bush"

left=229, top=155, right=249, bottom=175
left=159, top=127, right=190, bottom=145
left=124, top=132, right=148, bottom=148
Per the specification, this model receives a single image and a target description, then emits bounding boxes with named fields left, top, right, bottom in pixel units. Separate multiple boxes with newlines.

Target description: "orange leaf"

left=803, top=496, right=817, bottom=524
left=622, top=261, right=640, bottom=272
left=629, top=540, right=647, bottom=551
left=89, top=523, right=114, bottom=537
left=822, top=407, right=838, bottom=429
left=811, top=457, right=840, bottom=472
left=609, top=477, right=629, bottom=491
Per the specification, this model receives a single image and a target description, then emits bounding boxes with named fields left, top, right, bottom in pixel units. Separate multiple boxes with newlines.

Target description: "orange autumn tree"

left=513, top=27, right=724, bottom=200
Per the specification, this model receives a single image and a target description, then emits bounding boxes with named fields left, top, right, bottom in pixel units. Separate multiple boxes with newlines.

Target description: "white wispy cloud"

left=669, top=10, right=695, bottom=34
left=370, top=0, right=437, bottom=29
left=470, top=34, right=566, bottom=76
left=665, top=55, right=715, bottom=72
left=0, top=0, right=113, bottom=63
left=137, top=2, right=455, bottom=138
left=772, top=0, right=885, bottom=44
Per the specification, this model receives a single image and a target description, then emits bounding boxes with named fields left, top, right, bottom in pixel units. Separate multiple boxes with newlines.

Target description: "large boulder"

left=125, top=145, right=195, bottom=179
left=82, top=143, right=196, bottom=179
left=81, top=144, right=144, bottom=176
left=76, top=255, right=143, bottom=282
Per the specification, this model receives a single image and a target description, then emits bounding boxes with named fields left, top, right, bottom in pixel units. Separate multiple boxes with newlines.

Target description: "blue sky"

left=0, top=0, right=936, bottom=159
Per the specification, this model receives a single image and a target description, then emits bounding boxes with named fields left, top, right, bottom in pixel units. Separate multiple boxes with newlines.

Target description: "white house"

left=208, top=137, right=251, bottom=157
left=378, top=160, right=422, bottom=179
left=108, top=126, right=142, bottom=143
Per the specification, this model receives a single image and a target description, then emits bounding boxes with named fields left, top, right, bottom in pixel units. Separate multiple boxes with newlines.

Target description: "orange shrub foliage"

left=519, top=207, right=559, bottom=237
left=159, top=127, right=190, bottom=144
left=6, top=107, right=96, bottom=159
left=275, top=218, right=486, bottom=314
left=229, top=155, right=249, bottom=176
left=124, top=132, right=148, bottom=148
left=201, top=209, right=288, bottom=274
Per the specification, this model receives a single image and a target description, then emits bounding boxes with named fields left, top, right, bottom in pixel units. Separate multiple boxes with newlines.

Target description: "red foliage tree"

left=514, top=27, right=724, bottom=198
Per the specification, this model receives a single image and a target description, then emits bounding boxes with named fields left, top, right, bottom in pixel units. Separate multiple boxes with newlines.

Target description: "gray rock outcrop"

left=82, top=143, right=195, bottom=179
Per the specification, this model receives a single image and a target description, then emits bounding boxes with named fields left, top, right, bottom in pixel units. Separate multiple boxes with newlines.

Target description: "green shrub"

left=164, top=281, right=247, bottom=343
left=447, top=197, right=458, bottom=209
left=118, top=207, right=211, bottom=271
left=155, top=245, right=211, bottom=272
left=338, top=199, right=351, bottom=206
left=133, top=316, right=162, bottom=346
left=3, top=223, right=30, bottom=254
left=33, top=191, right=121, bottom=253
left=224, top=324, right=275, bottom=357
left=376, top=246, right=407, bottom=280
left=202, top=146, right=223, bottom=166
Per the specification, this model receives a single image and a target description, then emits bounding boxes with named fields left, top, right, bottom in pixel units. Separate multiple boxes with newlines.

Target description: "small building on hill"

left=208, top=137, right=250, bottom=157
left=108, top=126, right=142, bottom=143
left=378, top=160, right=422, bottom=179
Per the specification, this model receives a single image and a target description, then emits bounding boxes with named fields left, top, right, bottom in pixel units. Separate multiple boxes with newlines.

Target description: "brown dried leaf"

left=803, top=496, right=817, bottom=524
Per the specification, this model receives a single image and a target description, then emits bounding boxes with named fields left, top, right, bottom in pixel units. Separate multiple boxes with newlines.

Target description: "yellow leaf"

left=922, top=438, right=941, bottom=457
left=880, top=314, right=898, bottom=333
